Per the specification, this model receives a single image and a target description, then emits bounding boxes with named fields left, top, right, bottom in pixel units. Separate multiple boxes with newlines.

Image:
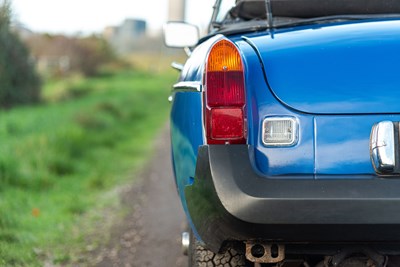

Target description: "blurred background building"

left=168, top=0, right=186, bottom=21
left=103, top=19, right=147, bottom=54
left=103, top=0, right=188, bottom=55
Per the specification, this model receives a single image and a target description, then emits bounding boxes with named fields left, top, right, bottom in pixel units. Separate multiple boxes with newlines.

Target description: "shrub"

left=0, top=1, right=41, bottom=108
left=26, top=34, right=117, bottom=77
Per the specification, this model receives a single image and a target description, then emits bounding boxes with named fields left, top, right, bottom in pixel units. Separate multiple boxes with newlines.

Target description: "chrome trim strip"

left=370, top=121, right=396, bottom=174
left=173, top=81, right=203, bottom=92
left=171, top=62, right=183, bottom=71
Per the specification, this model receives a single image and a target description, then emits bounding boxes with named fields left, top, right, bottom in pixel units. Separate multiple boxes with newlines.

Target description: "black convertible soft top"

left=230, top=0, right=400, bottom=20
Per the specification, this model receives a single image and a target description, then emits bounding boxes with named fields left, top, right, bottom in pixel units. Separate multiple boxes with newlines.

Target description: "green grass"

left=0, top=69, right=176, bottom=266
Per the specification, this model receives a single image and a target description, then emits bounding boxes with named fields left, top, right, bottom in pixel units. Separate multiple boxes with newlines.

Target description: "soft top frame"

left=230, top=0, right=400, bottom=20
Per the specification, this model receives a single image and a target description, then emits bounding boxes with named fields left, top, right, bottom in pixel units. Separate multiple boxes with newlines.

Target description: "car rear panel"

left=234, top=28, right=400, bottom=177
left=245, top=19, right=400, bottom=115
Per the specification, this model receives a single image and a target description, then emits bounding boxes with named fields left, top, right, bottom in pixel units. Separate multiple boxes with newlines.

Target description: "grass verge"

left=0, top=69, right=176, bottom=266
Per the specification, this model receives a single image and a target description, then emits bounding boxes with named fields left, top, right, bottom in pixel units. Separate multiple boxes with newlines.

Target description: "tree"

left=0, top=1, right=41, bottom=108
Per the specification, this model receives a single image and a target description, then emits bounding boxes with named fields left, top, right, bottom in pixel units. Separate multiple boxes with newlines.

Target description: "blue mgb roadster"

left=164, top=1, right=400, bottom=266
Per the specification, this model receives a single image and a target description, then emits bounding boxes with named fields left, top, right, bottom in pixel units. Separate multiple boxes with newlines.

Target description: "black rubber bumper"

left=185, top=145, right=400, bottom=252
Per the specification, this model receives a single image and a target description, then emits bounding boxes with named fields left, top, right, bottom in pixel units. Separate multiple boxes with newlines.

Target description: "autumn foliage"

left=26, top=34, right=116, bottom=77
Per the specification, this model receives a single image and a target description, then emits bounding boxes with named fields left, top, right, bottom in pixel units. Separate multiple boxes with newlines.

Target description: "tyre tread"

left=190, top=232, right=246, bottom=267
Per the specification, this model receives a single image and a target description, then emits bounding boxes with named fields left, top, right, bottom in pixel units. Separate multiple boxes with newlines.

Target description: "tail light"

left=204, top=39, right=246, bottom=144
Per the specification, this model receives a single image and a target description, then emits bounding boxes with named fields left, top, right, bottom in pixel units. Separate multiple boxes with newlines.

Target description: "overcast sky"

left=11, top=0, right=215, bottom=35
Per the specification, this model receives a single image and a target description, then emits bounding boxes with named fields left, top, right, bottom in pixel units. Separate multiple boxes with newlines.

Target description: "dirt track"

left=93, top=126, right=187, bottom=267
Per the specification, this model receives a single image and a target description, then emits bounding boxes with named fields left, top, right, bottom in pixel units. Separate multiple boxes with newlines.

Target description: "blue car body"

left=168, top=3, right=400, bottom=264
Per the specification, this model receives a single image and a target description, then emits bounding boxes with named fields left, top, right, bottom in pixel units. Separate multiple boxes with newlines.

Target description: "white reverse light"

left=262, top=117, right=298, bottom=146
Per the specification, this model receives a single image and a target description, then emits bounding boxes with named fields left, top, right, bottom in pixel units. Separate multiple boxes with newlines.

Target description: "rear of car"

left=165, top=1, right=400, bottom=266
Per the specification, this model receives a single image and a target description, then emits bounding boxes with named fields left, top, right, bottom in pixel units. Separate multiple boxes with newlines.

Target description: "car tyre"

left=188, top=229, right=248, bottom=267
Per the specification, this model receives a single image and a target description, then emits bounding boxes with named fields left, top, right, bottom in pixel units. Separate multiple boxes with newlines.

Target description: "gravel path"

left=94, top=126, right=187, bottom=267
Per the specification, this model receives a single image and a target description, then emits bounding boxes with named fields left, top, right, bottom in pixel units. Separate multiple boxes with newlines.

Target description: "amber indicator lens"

left=206, top=40, right=243, bottom=72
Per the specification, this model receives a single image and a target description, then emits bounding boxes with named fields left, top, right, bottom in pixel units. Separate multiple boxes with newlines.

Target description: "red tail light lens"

left=206, top=71, right=245, bottom=107
left=210, top=108, right=244, bottom=139
left=204, top=39, right=246, bottom=144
